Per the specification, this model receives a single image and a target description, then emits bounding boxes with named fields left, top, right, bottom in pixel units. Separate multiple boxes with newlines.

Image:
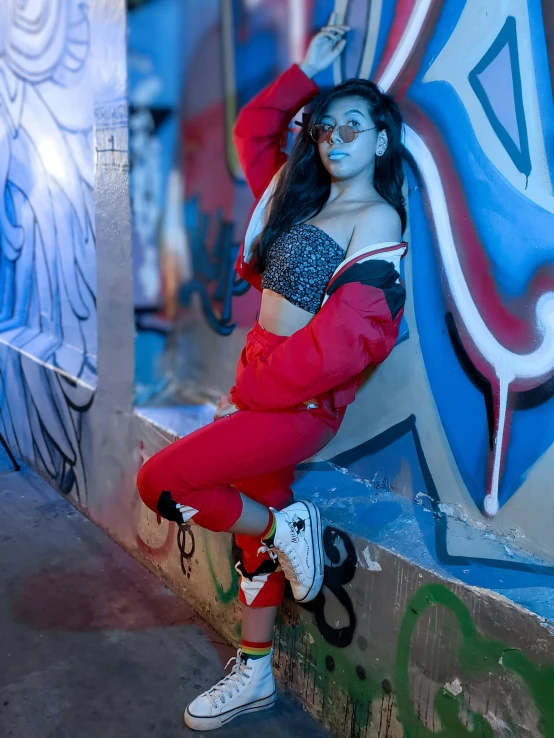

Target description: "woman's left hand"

left=214, top=396, right=240, bottom=420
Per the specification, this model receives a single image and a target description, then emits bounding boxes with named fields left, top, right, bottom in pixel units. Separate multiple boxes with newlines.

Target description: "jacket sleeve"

left=230, top=284, right=397, bottom=411
left=233, top=65, right=319, bottom=199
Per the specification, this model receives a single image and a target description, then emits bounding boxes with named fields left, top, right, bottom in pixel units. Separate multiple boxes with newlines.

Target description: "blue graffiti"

left=0, top=0, right=96, bottom=497
left=179, top=197, right=250, bottom=335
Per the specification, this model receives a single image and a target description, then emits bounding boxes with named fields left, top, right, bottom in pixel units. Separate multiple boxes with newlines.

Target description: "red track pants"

left=137, top=322, right=344, bottom=608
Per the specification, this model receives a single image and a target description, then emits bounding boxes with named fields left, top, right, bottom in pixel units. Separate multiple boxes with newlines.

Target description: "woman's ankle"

left=260, top=509, right=276, bottom=541
left=241, top=639, right=273, bottom=660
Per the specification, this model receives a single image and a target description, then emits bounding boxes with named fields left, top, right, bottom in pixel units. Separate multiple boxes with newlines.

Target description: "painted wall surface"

left=134, top=0, right=554, bottom=564
left=131, top=6, right=554, bottom=730
left=127, top=0, right=188, bottom=310
left=0, top=0, right=98, bottom=494
left=0, top=0, right=136, bottom=523
left=135, top=414, right=554, bottom=738
left=3, top=2, right=554, bottom=737
left=274, top=547, right=554, bottom=738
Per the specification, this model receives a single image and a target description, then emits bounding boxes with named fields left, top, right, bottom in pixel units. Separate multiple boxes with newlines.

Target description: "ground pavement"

left=0, top=452, right=330, bottom=738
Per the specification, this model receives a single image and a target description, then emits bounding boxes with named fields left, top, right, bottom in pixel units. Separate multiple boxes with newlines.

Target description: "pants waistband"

left=248, top=320, right=288, bottom=349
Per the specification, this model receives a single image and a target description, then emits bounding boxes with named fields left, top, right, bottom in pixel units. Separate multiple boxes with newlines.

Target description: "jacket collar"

left=328, top=241, right=408, bottom=286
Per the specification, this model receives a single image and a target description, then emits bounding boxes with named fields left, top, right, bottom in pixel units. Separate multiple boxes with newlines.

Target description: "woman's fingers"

left=316, top=29, right=347, bottom=59
left=321, top=25, right=349, bottom=34
left=320, top=29, right=347, bottom=43
left=302, top=20, right=348, bottom=75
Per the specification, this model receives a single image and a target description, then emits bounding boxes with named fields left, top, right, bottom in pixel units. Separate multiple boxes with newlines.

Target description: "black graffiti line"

left=180, top=200, right=250, bottom=335
left=300, top=526, right=358, bottom=648
left=23, top=363, right=90, bottom=501
left=180, top=281, right=237, bottom=335
left=21, top=373, right=55, bottom=475
left=77, top=257, right=97, bottom=308
left=0, top=370, right=23, bottom=458
left=177, top=524, right=196, bottom=576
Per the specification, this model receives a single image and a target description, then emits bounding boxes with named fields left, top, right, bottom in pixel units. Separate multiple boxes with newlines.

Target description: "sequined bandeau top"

left=262, top=224, right=345, bottom=314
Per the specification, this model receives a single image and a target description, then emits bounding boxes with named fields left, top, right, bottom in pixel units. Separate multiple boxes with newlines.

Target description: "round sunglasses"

left=309, top=123, right=377, bottom=144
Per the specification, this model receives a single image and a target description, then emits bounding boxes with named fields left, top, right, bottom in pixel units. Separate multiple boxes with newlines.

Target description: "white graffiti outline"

left=404, top=126, right=554, bottom=516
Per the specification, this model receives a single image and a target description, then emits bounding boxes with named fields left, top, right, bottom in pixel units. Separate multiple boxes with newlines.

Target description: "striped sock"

left=241, top=639, right=272, bottom=661
left=261, top=510, right=276, bottom=542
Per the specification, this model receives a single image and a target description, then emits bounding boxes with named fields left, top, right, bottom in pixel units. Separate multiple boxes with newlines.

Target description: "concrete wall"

left=3, top=2, right=554, bottom=738
left=135, top=412, right=554, bottom=738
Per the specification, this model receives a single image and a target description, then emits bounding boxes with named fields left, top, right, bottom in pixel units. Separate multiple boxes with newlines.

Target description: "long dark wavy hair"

left=251, top=79, right=416, bottom=273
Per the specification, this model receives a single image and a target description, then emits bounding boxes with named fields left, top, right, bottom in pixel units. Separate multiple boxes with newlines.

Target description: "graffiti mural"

left=310, top=0, right=554, bottom=563
left=399, top=1, right=554, bottom=519
left=127, top=0, right=188, bottom=311
left=175, top=0, right=314, bottom=335
left=140, top=0, right=553, bottom=565
left=396, top=583, right=554, bottom=738
left=178, top=199, right=250, bottom=335
left=300, top=526, right=358, bottom=648
left=0, top=0, right=97, bottom=498
left=126, top=2, right=554, bottom=735
left=273, top=539, right=554, bottom=738
left=0, top=0, right=96, bottom=375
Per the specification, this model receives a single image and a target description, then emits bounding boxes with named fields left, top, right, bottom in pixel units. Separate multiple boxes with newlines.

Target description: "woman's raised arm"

left=233, top=65, right=318, bottom=199
left=233, top=14, right=349, bottom=199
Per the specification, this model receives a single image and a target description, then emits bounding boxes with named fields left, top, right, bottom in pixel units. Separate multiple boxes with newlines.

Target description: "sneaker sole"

left=184, top=691, right=276, bottom=731
left=296, top=500, right=324, bottom=603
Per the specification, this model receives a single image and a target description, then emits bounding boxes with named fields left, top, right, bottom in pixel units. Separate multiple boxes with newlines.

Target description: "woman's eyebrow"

left=344, top=109, right=366, bottom=116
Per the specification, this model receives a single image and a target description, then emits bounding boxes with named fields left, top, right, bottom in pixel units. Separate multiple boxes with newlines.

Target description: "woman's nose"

left=329, top=126, right=343, bottom=144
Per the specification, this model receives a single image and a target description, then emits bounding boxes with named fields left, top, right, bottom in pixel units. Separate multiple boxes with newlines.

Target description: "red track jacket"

left=230, top=64, right=408, bottom=413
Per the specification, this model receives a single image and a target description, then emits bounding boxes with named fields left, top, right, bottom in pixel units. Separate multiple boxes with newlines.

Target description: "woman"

left=137, top=15, right=410, bottom=731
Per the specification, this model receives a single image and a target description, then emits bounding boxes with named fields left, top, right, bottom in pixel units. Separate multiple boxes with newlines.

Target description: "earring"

left=376, top=148, right=385, bottom=157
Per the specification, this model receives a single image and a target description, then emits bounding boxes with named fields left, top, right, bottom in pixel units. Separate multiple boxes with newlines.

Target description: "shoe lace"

left=257, top=543, right=305, bottom=584
left=205, top=651, right=252, bottom=707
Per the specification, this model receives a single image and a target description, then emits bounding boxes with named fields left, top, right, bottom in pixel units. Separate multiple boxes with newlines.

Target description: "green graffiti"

left=395, top=584, right=554, bottom=737
left=275, top=614, right=381, bottom=711
left=202, top=530, right=239, bottom=605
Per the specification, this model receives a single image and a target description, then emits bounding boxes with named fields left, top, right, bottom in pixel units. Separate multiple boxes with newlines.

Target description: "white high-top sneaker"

left=259, top=500, right=323, bottom=603
left=184, top=650, right=276, bottom=731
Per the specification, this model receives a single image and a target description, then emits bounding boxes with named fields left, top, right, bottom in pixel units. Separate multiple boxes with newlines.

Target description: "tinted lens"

left=310, top=124, right=358, bottom=143
left=310, top=124, right=329, bottom=143
left=338, top=124, right=357, bottom=143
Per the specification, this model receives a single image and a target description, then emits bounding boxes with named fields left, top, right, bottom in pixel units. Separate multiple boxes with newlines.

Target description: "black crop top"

left=262, top=224, right=345, bottom=313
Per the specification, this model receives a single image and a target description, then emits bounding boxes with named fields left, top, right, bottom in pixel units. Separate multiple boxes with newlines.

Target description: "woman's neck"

left=328, top=171, right=378, bottom=204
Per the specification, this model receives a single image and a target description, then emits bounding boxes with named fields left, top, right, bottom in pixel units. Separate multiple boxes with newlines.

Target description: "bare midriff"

left=258, top=289, right=314, bottom=337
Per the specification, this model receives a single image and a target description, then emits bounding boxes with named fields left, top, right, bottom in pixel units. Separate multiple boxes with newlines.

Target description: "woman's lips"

left=328, top=150, right=348, bottom=160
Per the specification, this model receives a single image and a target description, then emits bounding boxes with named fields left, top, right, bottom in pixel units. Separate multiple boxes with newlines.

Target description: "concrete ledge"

left=133, top=405, right=554, bottom=738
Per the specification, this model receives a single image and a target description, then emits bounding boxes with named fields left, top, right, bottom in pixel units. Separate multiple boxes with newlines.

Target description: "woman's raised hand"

left=300, top=12, right=349, bottom=79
